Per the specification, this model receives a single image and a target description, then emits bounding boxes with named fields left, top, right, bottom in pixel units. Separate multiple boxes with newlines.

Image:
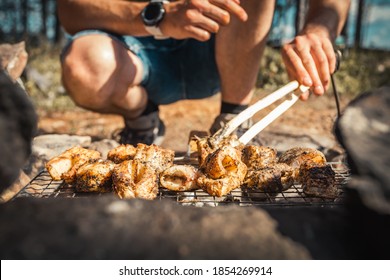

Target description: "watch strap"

left=145, top=25, right=168, bottom=40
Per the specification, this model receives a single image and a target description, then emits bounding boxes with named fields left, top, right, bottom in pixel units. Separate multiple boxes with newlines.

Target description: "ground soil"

left=37, top=91, right=350, bottom=153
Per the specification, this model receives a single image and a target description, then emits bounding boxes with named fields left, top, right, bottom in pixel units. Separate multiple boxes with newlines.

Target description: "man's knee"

left=61, top=34, right=137, bottom=110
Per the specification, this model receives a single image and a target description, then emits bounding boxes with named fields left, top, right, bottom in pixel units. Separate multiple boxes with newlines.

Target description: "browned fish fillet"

left=299, top=162, right=338, bottom=199
left=45, top=146, right=101, bottom=182
left=107, top=144, right=137, bottom=163
left=195, top=135, right=243, bottom=168
left=74, top=159, right=116, bottom=192
left=160, top=165, right=200, bottom=191
left=203, top=145, right=247, bottom=180
left=133, top=143, right=174, bottom=173
left=197, top=174, right=241, bottom=197
left=198, top=144, right=247, bottom=197
left=241, top=145, right=277, bottom=170
left=112, top=159, right=158, bottom=200
left=244, top=163, right=294, bottom=192
left=278, top=147, right=326, bottom=183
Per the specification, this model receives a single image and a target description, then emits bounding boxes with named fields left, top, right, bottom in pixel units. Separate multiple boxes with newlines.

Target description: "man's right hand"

left=160, top=0, right=248, bottom=41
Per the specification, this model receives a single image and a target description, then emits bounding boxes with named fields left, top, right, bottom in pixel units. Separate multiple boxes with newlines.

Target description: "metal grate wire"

left=15, top=162, right=349, bottom=207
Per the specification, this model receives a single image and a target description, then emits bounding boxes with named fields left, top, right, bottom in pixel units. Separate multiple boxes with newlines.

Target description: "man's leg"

left=61, top=34, right=165, bottom=145
left=212, top=0, right=275, bottom=132
left=61, top=34, right=146, bottom=119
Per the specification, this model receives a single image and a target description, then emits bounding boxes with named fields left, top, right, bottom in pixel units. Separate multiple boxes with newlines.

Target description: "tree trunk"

left=21, top=0, right=29, bottom=36
left=41, top=0, right=48, bottom=37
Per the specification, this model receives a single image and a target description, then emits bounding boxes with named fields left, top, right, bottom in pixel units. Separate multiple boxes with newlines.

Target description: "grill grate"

left=15, top=162, right=349, bottom=207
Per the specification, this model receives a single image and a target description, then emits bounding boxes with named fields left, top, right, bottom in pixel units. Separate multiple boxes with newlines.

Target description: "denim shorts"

left=62, top=30, right=221, bottom=105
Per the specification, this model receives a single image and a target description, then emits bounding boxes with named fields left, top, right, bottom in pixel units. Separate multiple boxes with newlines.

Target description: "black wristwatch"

left=141, top=0, right=169, bottom=39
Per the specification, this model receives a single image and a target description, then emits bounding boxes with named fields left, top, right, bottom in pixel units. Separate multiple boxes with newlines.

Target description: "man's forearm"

left=303, top=0, right=351, bottom=40
left=57, top=0, right=149, bottom=36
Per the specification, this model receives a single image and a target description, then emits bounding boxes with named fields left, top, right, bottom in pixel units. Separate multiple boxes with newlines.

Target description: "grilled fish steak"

left=160, top=165, right=200, bottom=191
left=107, top=144, right=137, bottom=163
left=197, top=175, right=242, bottom=197
left=241, top=145, right=277, bottom=169
left=196, top=134, right=242, bottom=168
left=46, top=146, right=101, bottom=182
left=278, top=147, right=327, bottom=183
left=133, top=143, right=174, bottom=173
left=112, top=159, right=158, bottom=200
left=198, top=144, right=247, bottom=197
left=74, top=159, right=116, bottom=192
left=299, top=162, right=338, bottom=198
left=244, top=163, right=294, bottom=192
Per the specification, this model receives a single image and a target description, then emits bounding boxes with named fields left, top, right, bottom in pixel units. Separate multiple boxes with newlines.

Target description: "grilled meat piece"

left=197, top=174, right=241, bottom=197
left=300, top=162, right=338, bottom=199
left=244, top=163, right=294, bottom=192
left=107, top=144, right=137, bottom=163
left=160, top=165, right=200, bottom=191
left=196, top=135, right=243, bottom=168
left=133, top=143, right=174, bottom=173
left=203, top=145, right=247, bottom=180
left=241, top=145, right=277, bottom=169
left=112, top=159, right=158, bottom=200
left=45, top=146, right=101, bottom=182
left=74, top=159, right=116, bottom=192
left=198, top=144, right=247, bottom=197
left=278, top=147, right=326, bottom=183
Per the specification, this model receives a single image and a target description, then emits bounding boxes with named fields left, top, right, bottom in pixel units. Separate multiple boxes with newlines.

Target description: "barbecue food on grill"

left=197, top=144, right=247, bottom=197
left=278, top=147, right=337, bottom=197
left=133, top=143, right=174, bottom=173
left=299, top=161, right=338, bottom=198
left=107, top=144, right=137, bottom=163
left=241, top=145, right=277, bottom=169
left=74, top=159, right=116, bottom=192
left=45, top=146, right=101, bottom=182
left=244, top=163, right=294, bottom=192
left=203, top=145, right=246, bottom=180
left=112, top=159, right=158, bottom=200
left=160, top=165, right=200, bottom=191
left=196, top=134, right=243, bottom=168
left=278, top=147, right=327, bottom=183
left=197, top=175, right=242, bottom=197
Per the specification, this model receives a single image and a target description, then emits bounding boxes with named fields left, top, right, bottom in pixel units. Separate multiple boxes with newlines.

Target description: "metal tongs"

left=212, top=80, right=309, bottom=144
left=213, top=50, right=342, bottom=145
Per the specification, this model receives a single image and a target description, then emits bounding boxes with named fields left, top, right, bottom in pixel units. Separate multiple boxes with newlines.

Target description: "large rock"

left=0, top=197, right=310, bottom=260
left=0, top=70, right=37, bottom=192
left=336, top=87, right=390, bottom=214
left=0, top=42, right=28, bottom=81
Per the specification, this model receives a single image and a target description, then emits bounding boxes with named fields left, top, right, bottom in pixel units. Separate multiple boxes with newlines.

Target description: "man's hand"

left=161, top=0, right=248, bottom=41
left=281, top=31, right=337, bottom=101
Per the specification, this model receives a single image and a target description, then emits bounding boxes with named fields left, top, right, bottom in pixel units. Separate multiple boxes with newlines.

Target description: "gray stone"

left=89, top=139, right=119, bottom=159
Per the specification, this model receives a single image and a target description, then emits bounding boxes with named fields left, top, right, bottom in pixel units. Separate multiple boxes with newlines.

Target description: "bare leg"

left=61, top=34, right=146, bottom=119
left=216, top=0, right=276, bottom=105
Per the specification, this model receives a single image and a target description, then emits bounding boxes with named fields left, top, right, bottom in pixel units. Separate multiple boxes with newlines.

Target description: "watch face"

left=142, top=2, right=165, bottom=26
